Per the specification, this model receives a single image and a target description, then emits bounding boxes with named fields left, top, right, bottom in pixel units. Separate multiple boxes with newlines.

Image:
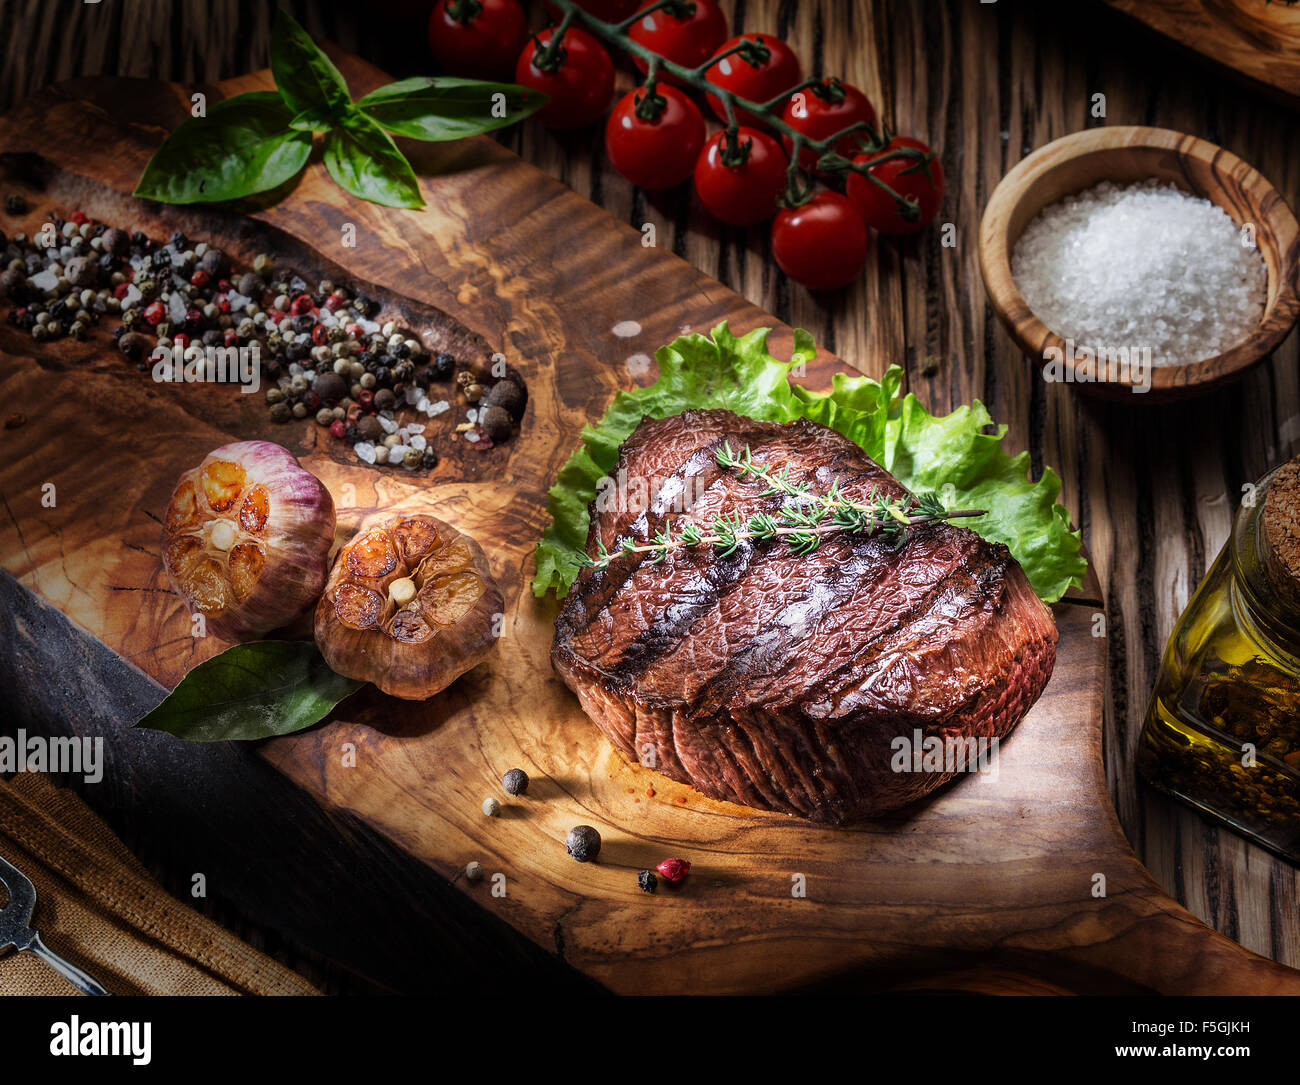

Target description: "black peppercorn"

left=565, top=825, right=601, bottom=863
left=374, top=365, right=391, bottom=386
left=501, top=768, right=529, bottom=796
left=294, top=314, right=314, bottom=333
left=638, top=870, right=658, bottom=894
left=421, top=449, right=439, bottom=469
left=169, top=230, right=187, bottom=249
left=5, top=194, right=27, bottom=215
left=345, top=424, right=360, bottom=443
left=433, top=351, right=455, bottom=380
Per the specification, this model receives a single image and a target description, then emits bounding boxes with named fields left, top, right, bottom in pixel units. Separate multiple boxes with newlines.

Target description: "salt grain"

left=1011, top=179, right=1267, bottom=365
left=355, top=442, right=376, bottom=464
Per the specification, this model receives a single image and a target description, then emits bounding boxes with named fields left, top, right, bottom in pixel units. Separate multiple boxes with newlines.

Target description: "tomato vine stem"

left=546, top=0, right=921, bottom=216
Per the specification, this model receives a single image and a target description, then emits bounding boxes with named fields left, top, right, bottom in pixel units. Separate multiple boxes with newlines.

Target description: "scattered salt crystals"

left=1011, top=179, right=1267, bottom=365
left=377, top=415, right=399, bottom=434
left=626, top=352, right=653, bottom=379
left=355, top=442, right=376, bottom=464
left=288, top=362, right=304, bottom=376
left=227, top=290, right=250, bottom=311
left=464, top=429, right=480, bottom=443
left=404, top=422, right=425, bottom=434
left=28, top=268, right=59, bottom=292
left=407, top=386, right=425, bottom=406
left=426, top=399, right=450, bottom=417
left=612, top=320, right=641, bottom=338
left=389, top=444, right=407, bottom=461
left=123, top=284, right=142, bottom=308
left=408, top=434, right=427, bottom=450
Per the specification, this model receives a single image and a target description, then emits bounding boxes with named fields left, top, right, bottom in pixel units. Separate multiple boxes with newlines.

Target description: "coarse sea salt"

left=1011, top=179, right=1267, bottom=365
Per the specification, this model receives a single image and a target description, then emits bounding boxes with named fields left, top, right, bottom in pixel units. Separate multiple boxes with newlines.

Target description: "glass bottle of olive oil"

left=1137, top=457, right=1300, bottom=862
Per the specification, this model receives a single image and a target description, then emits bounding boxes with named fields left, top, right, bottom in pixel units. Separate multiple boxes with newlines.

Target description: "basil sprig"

left=134, top=640, right=364, bottom=742
left=134, top=9, right=547, bottom=210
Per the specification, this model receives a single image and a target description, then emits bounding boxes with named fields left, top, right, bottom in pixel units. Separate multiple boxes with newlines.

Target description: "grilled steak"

left=551, top=409, right=1059, bottom=823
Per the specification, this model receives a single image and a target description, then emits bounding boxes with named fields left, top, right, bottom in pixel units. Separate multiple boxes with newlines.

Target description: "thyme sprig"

left=581, top=442, right=985, bottom=569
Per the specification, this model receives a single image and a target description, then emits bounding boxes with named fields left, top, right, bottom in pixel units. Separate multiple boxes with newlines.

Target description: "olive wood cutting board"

left=1, top=54, right=1297, bottom=995
left=1102, top=0, right=1300, bottom=107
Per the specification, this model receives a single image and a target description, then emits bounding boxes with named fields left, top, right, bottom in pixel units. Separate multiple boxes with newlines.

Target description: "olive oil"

left=1137, top=461, right=1300, bottom=862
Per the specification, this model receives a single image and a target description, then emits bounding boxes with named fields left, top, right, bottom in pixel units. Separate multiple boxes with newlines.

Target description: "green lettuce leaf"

left=532, top=322, right=1086, bottom=603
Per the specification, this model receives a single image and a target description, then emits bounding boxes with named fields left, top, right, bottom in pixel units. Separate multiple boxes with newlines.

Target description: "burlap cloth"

left=0, top=773, right=318, bottom=995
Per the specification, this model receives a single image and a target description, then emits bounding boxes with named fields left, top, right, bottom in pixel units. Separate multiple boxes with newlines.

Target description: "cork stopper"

left=1261, top=456, right=1300, bottom=614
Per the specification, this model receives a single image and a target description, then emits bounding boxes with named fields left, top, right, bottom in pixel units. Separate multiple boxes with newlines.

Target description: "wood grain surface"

left=0, top=0, right=1297, bottom=985
left=1103, top=0, right=1300, bottom=106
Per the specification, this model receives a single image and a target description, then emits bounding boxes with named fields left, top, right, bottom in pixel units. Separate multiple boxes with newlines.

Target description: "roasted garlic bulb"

left=314, top=513, right=502, bottom=700
left=162, top=441, right=335, bottom=641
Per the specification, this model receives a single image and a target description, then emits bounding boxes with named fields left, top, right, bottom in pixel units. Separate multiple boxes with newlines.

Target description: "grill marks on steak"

left=552, top=409, right=1059, bottom=823
left=557, top=413, right=910, bottom=685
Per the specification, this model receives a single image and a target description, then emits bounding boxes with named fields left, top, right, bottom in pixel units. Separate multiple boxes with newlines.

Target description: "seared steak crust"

left=552, top=409, right=1059, bottom=823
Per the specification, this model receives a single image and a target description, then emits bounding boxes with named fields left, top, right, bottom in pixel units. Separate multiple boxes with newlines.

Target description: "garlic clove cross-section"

left=162, top=440, right=336, bottom=641
left=314, top=513, right=503, bottom=700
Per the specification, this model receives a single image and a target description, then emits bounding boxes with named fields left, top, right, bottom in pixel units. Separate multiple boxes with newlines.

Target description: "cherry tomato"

left=516, top=27, right=616, bottom=130
left=546, top=0, right=640, bottom=21
left=692, top=126, right=788, bottom=227
left=605, top=85, right=706, bottom=190
left=780, top=78, right=879, bottom=173
left=771, top=191, right=869, bottom=291
left=427, top=0, right=529, bottom=81
left=846, top=136, right=944, bottom=235
left=628, top=0, right=729, bottom=86
left=703, top=33, right=802, bottom=127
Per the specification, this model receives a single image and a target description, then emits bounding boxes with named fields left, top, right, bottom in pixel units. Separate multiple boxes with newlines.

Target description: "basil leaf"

left=356, top=76, right=548, bottom=141
left=134, top=91, right=312, bottom=204
left=270, top=8, right=352, bottom=119
left=323, top=111, right=424, bottom=209
left=289, top=105, right=337, bottom=133
left=134, top=641, right=363, bottom=742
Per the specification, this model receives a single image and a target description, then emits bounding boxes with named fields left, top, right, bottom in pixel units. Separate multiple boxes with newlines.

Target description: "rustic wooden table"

left=1, top=0, right=1296, bottom=989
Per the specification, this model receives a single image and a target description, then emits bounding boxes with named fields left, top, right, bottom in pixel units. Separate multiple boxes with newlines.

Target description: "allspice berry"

left=357, top=415, right=383, bottom=442
left=481, top=405, right=512, bottom=443
left=501, top=768, right=529, bottom=796
left=485, top=379, right=526, bottom=422
left=117, top=331, right=148, bottom=359
left=312, top=370, right=347, bottom=404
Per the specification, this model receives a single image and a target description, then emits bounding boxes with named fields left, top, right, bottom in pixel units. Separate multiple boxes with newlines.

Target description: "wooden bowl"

left=979, top=126, right=1300, bottom=402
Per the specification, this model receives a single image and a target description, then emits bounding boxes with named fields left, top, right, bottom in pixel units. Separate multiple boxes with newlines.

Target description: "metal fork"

left=0, top=852, right=110, bottom=995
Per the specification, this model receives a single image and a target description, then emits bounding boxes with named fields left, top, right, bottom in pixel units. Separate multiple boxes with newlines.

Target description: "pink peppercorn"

left=655, top=858, right=691, bottom=885
left=290, top=293, right=314, bottom=316
left=329, top=419, right=346, bottom=439
left=143, top=301, right=165, bottom=325
left=189, top=270, right=210, bottom=288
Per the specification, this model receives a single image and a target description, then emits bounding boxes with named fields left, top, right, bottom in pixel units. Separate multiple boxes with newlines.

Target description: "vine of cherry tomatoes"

left=427, top=0, right=943, bottom=292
